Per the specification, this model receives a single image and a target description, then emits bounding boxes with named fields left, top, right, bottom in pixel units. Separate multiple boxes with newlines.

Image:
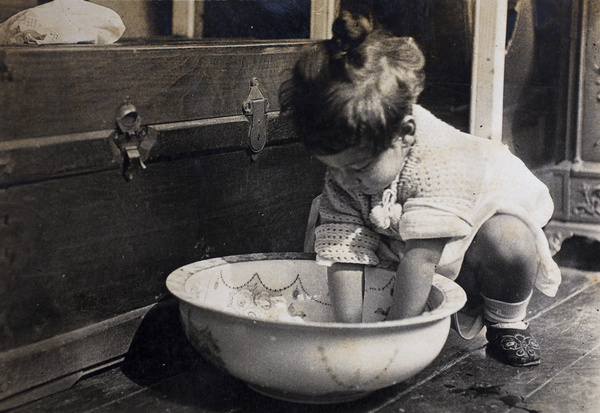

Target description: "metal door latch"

left=243, top=77, right=269, bottom=160
left=112, top=101, right=157, bottom=181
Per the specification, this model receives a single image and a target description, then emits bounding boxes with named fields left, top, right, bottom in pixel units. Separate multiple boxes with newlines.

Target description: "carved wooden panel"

left=570, top=178, right=600, bottom=222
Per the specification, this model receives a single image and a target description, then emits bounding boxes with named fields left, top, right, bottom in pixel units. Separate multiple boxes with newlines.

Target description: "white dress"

left=314, top=105, right=561, bottom=298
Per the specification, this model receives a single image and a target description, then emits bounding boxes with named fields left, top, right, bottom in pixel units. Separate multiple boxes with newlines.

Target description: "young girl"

left=279, top=14, right=561, bottom=367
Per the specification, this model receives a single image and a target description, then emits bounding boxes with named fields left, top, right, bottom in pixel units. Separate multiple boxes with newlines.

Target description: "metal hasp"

left=243, top=77, right=269, bottom=160
left=112, top=100, right=157, bottom=181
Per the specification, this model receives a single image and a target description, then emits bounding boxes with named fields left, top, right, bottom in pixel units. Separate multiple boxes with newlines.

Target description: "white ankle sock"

left=482, top=293, right=532, bottom=328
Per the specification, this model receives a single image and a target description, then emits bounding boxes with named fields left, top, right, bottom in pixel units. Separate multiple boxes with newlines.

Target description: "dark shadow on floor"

left=553, top=236, right=600, bottom=271
left=120, top=297, right=385, bottom=412
left=120, top=297, right=256, bottom=410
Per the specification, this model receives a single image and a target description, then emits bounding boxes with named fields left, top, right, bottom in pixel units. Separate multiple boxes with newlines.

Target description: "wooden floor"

left=7, top=237, right=600, bottom=413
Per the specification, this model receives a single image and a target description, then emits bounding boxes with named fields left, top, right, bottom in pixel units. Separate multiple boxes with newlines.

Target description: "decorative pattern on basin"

left=221, top=272, right=330, bottom=322
left=177, top=258, right=400, bottom=323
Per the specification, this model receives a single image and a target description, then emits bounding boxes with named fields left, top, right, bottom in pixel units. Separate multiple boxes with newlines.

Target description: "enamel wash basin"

left=166, top=252, right=466, bottom=404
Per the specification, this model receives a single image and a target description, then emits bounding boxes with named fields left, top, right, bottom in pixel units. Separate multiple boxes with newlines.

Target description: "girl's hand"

left=388, top=238, right=447, bottom=319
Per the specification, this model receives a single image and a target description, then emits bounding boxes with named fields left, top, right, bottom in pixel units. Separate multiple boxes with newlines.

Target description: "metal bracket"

left=243, top=77, right=269, bottom=160
left=112, top=100, right=157, bottom=181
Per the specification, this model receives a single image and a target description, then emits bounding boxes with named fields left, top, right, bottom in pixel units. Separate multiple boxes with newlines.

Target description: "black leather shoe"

left=485, top=325, right=540, bottom=367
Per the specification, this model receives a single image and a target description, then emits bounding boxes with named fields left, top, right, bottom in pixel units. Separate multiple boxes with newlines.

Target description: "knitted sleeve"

left=314, top=173, right=381, bottom=265
left=397, top=106, right=486, bottom=240
left=399, top=198, right=473, bottom=240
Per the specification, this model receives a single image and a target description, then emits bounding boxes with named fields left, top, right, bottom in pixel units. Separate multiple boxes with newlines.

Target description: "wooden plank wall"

left=0, top=42, right=310, bottom=140
left=0, top=41, right=326, bottom=403
left=0, top=141, right=325, bottom=400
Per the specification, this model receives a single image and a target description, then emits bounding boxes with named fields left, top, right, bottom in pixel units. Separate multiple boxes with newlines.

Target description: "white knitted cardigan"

left=314, top=105, right=562, bottom=297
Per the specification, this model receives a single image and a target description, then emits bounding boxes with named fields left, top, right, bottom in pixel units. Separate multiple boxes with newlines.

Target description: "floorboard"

left=524, top=345, right=600, bottom=413
left=7, top=265, right=599, bottom=413
left=375, top=279, right=600, bottom=413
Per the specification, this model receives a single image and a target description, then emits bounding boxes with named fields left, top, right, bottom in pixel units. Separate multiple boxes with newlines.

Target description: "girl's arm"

left=327, top=263, right=364, bottom=323
left=388, top=238, right=447, bottom=319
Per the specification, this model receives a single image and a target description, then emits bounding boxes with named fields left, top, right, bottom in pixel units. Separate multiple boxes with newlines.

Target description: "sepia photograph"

left=0, top=1, right=598, bottom=411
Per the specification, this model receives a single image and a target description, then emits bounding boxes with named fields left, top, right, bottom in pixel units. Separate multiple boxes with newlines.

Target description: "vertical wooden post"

left=469, top=0, right=508, bottom=141
left=172, top=0, right=196, bottom=39
left=310, top=0, right=338, bottom=40
left=573, top=0, right=589, bottom=166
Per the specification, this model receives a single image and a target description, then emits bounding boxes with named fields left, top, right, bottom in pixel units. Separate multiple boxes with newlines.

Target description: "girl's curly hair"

left=279, top=11, right=425, bottom=156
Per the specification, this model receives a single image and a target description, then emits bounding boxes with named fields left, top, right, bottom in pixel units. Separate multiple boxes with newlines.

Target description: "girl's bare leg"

left=463, top=214, right=538, bottom=303
left=460, top=214, right=541, bottom=367
left=327, top=263, right=364, bottom=322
